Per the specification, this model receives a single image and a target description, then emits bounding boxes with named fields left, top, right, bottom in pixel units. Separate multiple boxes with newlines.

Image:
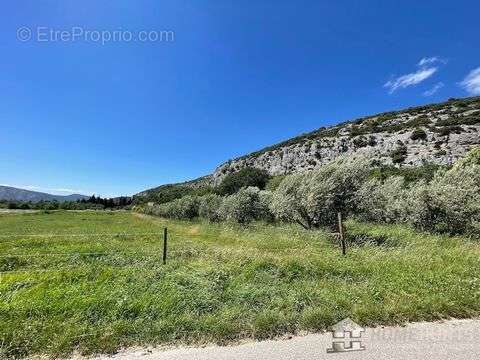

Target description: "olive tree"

left=220, top=187, right=272, bottom=224
left=407, top=165, right=480, bottom=234
left=198, top=194, right=223, bottom=222
left=356, top=176, right=409, bottom=223
left=271, top=156, right=370, bottom=229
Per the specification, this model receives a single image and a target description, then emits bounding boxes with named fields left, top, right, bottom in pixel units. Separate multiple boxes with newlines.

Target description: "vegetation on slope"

left=136, top=96, right=480, bottom=204
left=137, top=147, right=480, bottom=236
left=233, top=96, right=480, bottom=160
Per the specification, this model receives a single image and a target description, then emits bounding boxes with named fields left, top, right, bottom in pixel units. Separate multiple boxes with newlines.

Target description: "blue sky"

left=1, top=0, right=479, bottom=197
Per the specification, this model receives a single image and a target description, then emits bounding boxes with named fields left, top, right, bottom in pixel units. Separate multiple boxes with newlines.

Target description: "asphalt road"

left=88, top=319, right=480, bottom=360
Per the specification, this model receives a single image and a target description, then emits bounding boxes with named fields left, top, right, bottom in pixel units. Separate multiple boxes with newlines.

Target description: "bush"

left=265, top=175, right=286, bottom=191
left=410, top=128, right=427, bottom=141
left=258, top=190, right=275, bottom=222
left=220, top=187, right=272, bottom=224
left=7, top=202, right=18, bottom=209
left=433, top=125, right=463, bottom=136
left=407, top=166, right=480, bottom=234
left=356, top=176, right=409, bottom=223
left=271, top=156, right=370, bottom=229
left=140, top=195, right=200, bottom=220
left=174, top=195, right=200, bottom=219
left=453, top=146, right=480, bottom=169
left=218, top=167, right=270, bottom=195
left=390, top=145, right=408, bottom=164
left=198, top=194, right=223, bottom=222
left=356, top=148, right=480, bottom=235
left=369, top=163, right=446, bottom=183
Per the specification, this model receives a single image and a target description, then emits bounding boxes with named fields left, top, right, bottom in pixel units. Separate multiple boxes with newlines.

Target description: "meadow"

left=0, top=211, right=479, bottom=358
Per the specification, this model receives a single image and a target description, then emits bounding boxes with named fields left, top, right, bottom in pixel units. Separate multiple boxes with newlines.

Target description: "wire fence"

left=0, top=233, right=165, bottom=238
left=0, top=228, right=341, bottom=278
left=0, top=231, right=172, bottom=277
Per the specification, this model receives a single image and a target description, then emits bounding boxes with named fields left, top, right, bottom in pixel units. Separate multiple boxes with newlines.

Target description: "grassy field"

left=0, top=211, right=479, bottom=358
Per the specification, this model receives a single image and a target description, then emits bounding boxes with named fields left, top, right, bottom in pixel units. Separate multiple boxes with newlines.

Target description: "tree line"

left=0, top=195, right=132, bottom=211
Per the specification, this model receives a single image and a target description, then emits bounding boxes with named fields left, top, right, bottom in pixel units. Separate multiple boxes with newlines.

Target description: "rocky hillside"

left=137, top=96, right=480, bottom=201
left=212, top=97, right=480, bottom=185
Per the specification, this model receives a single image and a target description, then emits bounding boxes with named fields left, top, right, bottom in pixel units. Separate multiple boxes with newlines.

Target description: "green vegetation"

left=453, top=146, right=480, bottom=168
left=0, top=196, right=132, bottom=211
left=230, top=96, right=480, bottom=161
left=358, top=154, right=480, bottom=235
left=1, top=211, right=480, bottom=358
left=134, top=183, right=214, bottom=205
left=390, top=145, right=408, bottom=164
left=217, top=167, right=270, bottom=195
left=134, top=97, right=480, bottom=207
left=270, top=157, right=369, bottom=229
left=410, top=128, right=427, bottom=141
left=432, top=125, right=464, bottom=136
left=265, top=175, right=287, bottom=191
left=369, top=163, right=446, bottom=183
left=140, top=148, right=480, bottom=236
left=436, top=114, right=480, bottom=127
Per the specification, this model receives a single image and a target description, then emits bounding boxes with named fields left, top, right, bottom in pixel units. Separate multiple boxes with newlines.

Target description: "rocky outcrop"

left=212, top=97, right=480, bottom=185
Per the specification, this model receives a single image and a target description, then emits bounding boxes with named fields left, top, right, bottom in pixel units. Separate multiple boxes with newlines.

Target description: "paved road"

left=88, top=319, right=480, bottom=360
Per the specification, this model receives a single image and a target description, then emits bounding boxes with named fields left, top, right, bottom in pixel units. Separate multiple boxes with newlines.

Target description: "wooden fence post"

left=337, top=212, right=346, bottom=256
left=163, top=227, right=168, bottom=264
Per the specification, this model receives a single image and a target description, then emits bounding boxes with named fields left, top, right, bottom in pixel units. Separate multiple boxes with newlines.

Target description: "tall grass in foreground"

left=0, top=211, right=479, bottom=358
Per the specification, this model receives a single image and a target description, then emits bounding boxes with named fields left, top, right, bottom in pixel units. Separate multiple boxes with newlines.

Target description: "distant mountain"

left=0, top=186, right=89, bottom=203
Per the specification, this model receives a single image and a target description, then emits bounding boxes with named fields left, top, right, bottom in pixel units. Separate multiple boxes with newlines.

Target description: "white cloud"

left=459, top=67, right=480, bottom=95
left=384, top=67, right=438, bottom=94
left=418, top=57, right=447, bottom=67
left=423, top=82, right=444, bottom=96
left=384, top=56, right=447, bottom=94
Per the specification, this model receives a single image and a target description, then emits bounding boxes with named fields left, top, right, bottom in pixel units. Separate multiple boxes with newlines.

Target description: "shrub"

left=170, top=195, right=200, bottom=219
left=271, top=156, right=370, bottom=229
left=356, top=176, right=409, bottom=223
left=406, top=165, right=480, bottom=234
left=258, top=190, right=275, bottom=222
left=356, top=148, right=480, bottom=235
left=453, top=146, right=480, bottom=169
left=218, top=167, right=270, bottom=195
left=265, top=175, right=286, bottom=191
left=7, top=202, right=18, bottom=209
left=198, top=194, right=223, bottom=222
left=368, top=163, right=445, bottom=183
left=410, top=128, right=427, bottom=141
left=353, top=136, right=368, bottom=148
left=141, top=195, right=200, bottom=219
left=433, top=125, right=463, bottom=136
left=390, top=145, right=408, bottom=164
left=220, top=187, right=272, bottom=224
left=408, top=115, right=431, bottom=127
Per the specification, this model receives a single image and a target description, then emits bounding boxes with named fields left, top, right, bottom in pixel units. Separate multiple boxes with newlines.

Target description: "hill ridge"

left=0, top=186, right=89, bottom=203
left=137, top=96, right=480, bottom=198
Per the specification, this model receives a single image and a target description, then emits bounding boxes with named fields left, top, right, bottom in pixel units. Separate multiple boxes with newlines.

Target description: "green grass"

left=1, top=211, right=480, bottom=358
